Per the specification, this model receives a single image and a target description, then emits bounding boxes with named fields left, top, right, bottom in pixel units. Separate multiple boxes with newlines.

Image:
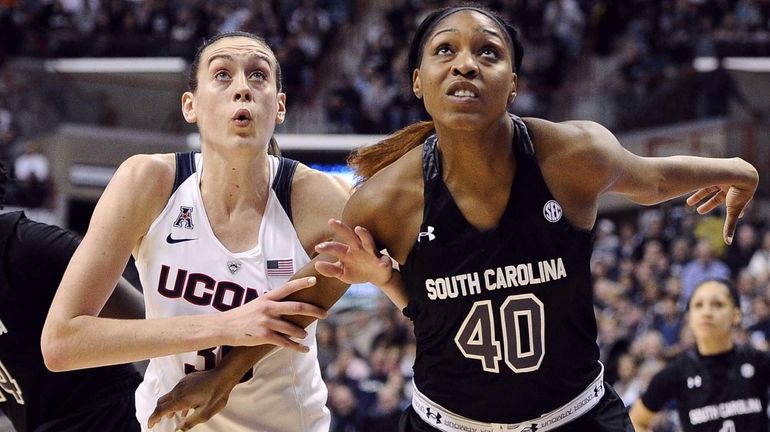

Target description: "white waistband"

left=411, top=363, right=605, bottom=432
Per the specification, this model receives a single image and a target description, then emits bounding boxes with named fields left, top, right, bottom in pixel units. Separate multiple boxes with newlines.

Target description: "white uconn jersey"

left=134, top=153, right=330, bottom=432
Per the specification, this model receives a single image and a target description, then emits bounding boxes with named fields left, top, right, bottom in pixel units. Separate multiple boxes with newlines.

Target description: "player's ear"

left=413, top=69, right=422, bottom=99
left=732, top=309, right=742, bottom=327
left=275, top=92, right=286, bottom=124
left=182, top=92, right=196, bottom=123
left=508, top=73, right=517, bottom=105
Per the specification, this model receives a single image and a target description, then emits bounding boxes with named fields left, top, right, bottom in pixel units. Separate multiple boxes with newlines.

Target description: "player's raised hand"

left=222, top=276, right=327, bottom=351
left=314, top=219, right=393, bottom=286
left=686, top=161, right=758, bottom=245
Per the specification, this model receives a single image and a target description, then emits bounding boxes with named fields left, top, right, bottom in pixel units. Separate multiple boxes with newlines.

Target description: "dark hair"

left=688, top=279, right=741, bottom=310
left=350, top=5, right=523, bottom=181
left=188, top=31, right=283, bottom=156
left=407, top=5, right=524, bottom=77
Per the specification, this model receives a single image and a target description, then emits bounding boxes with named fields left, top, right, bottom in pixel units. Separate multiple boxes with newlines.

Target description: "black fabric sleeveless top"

left=401, top=115, right=600, bottom=423
left=642, top=346, right=770, bottom=432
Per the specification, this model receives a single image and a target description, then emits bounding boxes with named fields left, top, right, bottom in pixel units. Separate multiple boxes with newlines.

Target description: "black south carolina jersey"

left=401, top=115, right=601, bottom=423
left=642, top=346, right=770, bottom=432
left=0, top=212, right=140, bottom=431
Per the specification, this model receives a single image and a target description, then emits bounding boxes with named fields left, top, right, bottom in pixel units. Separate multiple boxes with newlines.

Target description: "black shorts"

left=400, top=382, right=634, bottom=432
left=34, top=392, right=140, bottom=432
left=34, top=381, right=141, bottom=432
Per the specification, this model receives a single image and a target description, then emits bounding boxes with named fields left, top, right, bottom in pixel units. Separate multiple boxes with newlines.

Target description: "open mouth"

left=446, top=81, right=480, bottom=100
left=233, top=109, right=252, bottom=127
left=451, top=89, right=478, bottom=98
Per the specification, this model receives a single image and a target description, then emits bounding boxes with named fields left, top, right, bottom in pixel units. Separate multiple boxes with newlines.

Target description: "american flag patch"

left=266, top=259, right=294, bottom=277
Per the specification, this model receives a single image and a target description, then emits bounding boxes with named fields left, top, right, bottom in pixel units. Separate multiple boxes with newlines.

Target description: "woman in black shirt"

left=630, top=279, right=770, bottom=431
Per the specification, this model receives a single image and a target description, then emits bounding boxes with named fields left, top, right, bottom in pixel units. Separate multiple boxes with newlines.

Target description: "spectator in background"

left=316, top=320, right=339, bottom=378
left=747, top=230, right=770, bottom=283
left=612, top=354, right=645, bottom=407
left=697, top=56, right=756, bottom=118
left=592, top=218, right=620, bottom=271
left=748, top=296, right=770, bottom=351
left=725, top=223, right=758, bottom=277
left=680, top=238, right=731, bottom=300
left=328, top=381, right=363, bottom=432
left=361, top=384, right=405, bottom=432
left=667, top=236, right=691, bottom=278
left=13, top=143, right=50, bottom=208
left=649, top=296, right=684, bottom=350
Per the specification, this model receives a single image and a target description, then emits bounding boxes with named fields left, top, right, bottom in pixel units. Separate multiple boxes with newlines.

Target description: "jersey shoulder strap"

left=271, top=157, right=299, bottom=223
left=172, top=152, right=198, bottom=194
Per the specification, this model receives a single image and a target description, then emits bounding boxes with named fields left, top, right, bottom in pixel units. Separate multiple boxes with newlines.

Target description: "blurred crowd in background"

left=0, top=1, right=769, bottom=431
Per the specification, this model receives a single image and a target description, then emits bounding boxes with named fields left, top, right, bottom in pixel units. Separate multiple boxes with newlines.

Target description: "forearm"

left=212, top=345, right=276, bottom=388
left=279, top=254, right=350, bottom=327
left=628, top=400, right=656, bottom=432
left=215, top=255, right=350, bottom=375
left=378, top=270, right=407, bottom=310
left=621, top=156, right=757, bottom=205
left=41, top=313, right=230, bottom=371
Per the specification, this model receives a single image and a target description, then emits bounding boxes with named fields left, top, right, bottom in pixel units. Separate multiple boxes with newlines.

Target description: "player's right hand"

left=148, top=369, right=235, bottom=431
left=685, top=159, right=758, bottom=245
left=222, top=276, right=327, bottom=352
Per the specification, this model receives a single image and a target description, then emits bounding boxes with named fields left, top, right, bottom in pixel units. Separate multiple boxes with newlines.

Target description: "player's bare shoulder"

left=522, top=118, right=621, bottom=229
left=291, top=163, right=350, bottom=212
left=116, top=153, right=176, bottom=191
left=108, top=153, right=175, bottom=210
left=348, top=145, right=424, bottom=263
left=523, top=118, right=610, bottom=161
left=290, top=162, right=351, bottom=252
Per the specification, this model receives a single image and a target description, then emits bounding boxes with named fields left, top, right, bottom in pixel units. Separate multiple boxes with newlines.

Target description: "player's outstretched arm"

left=553, top=120, right=759, bottom=244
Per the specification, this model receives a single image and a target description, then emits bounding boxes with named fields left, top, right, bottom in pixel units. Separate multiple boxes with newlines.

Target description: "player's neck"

left=200, top=151, right=270, bottom=214
left=696, top=338, right=735, bottom=356
left=435, top=117, right=515, bottom=183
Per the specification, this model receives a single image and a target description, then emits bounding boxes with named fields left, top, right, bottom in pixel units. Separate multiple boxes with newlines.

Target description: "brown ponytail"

left=268, top=136, right=281, bottom=156
left=348, top=121, right=435, bottom=181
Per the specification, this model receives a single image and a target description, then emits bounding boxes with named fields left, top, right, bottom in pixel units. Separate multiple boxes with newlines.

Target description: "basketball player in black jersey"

left=0, top=162, right=144, bottom=431
left=630, top=279, right=770, bottom=432
left=147, top=5, right=759, bottom=431
left=310, top=6, right=757, bottom=432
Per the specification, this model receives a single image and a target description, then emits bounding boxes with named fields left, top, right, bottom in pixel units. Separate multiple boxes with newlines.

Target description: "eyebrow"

left=430, top=27, right=505, bottom=42
left=207, top=53, right=274, bottom=69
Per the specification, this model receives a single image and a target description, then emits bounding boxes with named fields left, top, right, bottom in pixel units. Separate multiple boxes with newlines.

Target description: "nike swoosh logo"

left=166, top=234, right=197, bottom=244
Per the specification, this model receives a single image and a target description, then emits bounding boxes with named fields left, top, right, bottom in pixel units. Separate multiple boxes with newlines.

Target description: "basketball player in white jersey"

left=41, top=31, right=351, bottom=431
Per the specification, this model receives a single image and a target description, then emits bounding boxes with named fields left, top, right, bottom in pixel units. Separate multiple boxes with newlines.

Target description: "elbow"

left=40, top=324, right=76, bottom=372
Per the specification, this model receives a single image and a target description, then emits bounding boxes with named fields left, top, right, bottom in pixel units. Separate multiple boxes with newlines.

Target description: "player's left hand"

left=314, top=218, right=394, bottom=286
left=148, top=369, right=237, bottom=431
left=686, top=161, right=758, bottom=244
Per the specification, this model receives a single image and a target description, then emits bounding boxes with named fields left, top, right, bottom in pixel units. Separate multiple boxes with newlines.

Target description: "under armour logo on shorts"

left=425, top=407, right=442, bottom=424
